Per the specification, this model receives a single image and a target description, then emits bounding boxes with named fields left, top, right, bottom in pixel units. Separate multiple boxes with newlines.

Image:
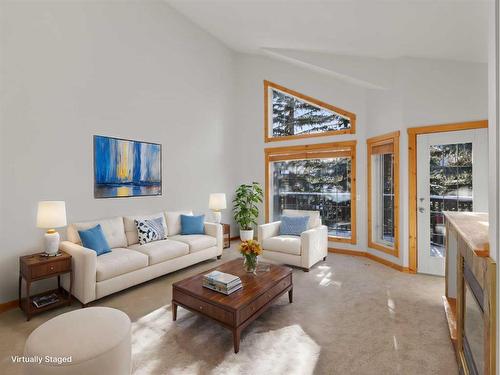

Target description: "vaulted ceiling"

left=167, top=0, right=490, bottom=63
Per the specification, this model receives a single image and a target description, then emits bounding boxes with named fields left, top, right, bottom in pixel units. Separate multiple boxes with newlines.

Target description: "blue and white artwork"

left=94, top=135, right=162, bottom=198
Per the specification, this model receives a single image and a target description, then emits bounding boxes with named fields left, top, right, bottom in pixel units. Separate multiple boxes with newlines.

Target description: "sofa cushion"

left=96, top=248, right=149, bottom=282
left=128, top=239, right=189, bottom=265
left=180, top=214, right=205, bottom=235
left=262, top=235, right=302, bottom=256
left=169, top=234, right=216, bottom=253
left=123, top=213, right=167, bottom=246
left=68, top=217, right=127, bottom=249
left=165, top=210, right=193, bottom=236
left=282, top=209, right=321, bottom=229
left=135, top=218, right=167, bottom=245
left=78, top=224, right=111, bottom=256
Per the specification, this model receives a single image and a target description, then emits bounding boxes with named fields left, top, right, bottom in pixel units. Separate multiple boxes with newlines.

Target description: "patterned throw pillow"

left=280, top=215, right=310, bottom=236
left=135, top=217, right=166, bottom=245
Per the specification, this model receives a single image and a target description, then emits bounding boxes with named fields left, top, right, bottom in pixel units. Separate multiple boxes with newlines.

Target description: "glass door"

left=416, top=129, right=488, bottom=275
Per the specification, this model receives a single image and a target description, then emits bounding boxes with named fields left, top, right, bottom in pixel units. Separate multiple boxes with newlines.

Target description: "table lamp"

left=36, top=201, right=67, bottom=256
left=208, top=193, right=226, bottom=223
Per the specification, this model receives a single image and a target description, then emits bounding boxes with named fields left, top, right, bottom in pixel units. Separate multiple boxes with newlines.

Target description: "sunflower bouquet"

left=239, top=239, right=262, bottom=273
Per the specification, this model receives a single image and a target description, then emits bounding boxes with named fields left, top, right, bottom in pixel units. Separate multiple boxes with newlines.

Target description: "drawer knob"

left=50, top=266, right=54, bottom=270
left=199, top=306, right=203, bottom=310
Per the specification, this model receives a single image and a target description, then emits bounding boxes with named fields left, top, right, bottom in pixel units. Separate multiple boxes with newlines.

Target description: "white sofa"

left=258, top=209, right=328, bottom=271
left=60, top=210, right=222, bottom=305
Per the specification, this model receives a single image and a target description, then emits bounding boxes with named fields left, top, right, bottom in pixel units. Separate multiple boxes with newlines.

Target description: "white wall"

left=0, top=1, right=236, bottom=303
left=233, top=53, right=368, bottom=253
left=234, top=52, right=488, bottom=267
left=0, top=1, right=490, bottom=303
left=366, top=58, right=488, bottom=266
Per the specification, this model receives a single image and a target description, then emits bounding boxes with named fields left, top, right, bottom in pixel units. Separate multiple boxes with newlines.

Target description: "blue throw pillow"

left=78, top=224, right=111, bottom=256
left=280, top=215, right=310, bottom=236
left=180, top=214, right=205, bottom=235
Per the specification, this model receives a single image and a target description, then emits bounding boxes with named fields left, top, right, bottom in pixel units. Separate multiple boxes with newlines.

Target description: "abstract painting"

left=94, top=135, right=161, bottom=198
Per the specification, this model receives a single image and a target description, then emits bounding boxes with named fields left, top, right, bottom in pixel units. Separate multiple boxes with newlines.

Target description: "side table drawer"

left=31, top=259, right=71, bottom=279
left=238, top=274, right=291, bottom=324
left=174, top=290, right=234, bottom=326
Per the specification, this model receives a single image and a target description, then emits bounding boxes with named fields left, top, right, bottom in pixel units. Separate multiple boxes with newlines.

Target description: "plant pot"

left=240, top=229, right=254, bottom=241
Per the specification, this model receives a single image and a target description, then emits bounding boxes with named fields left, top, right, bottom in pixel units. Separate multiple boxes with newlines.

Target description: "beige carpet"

left=0, top=244, right=457, bottom=374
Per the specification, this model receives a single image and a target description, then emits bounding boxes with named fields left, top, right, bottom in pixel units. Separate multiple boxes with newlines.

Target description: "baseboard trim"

left=328, top=247, right=412, bottom=273
left=328, top=247, right=366, bottom=257
left=0, top=299, right=18, bottom=314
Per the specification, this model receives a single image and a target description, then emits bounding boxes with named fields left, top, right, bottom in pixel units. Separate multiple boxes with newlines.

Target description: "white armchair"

left=258, top=209, right=328, bottom=271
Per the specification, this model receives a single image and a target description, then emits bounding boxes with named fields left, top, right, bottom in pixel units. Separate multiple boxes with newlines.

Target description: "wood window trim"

left=407, top=120, right=488, bottom=273
left=265, top=141, right=357, bottom=244
left=264, top=80, right=356, bottom=143
left=367, top=131, right=400, bottom=257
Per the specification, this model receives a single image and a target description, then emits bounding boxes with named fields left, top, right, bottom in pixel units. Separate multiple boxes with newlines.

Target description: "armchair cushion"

left=258, top=221, right=281, bottom=242
left=262, top=235, right=301, bottom=255
left=279, top=216, right=309, bottom=236
left=283, top=209, right=321, bottom=229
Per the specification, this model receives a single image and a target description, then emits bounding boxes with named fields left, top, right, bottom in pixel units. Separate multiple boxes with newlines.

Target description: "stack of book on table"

left=203, top=271, right=242, bottom=295
left=32, top=292, right=59, bottom=308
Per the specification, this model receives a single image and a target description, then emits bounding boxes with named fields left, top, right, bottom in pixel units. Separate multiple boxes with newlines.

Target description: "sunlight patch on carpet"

left=212, top=324, right=320, bottom=375
left=131, top=306, right=320, bottom=375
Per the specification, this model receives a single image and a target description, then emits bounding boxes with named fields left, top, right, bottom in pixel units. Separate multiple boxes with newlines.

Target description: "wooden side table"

left=19, top=251, right=73, bottom=321
left=221, top=223, right=230, bottom=249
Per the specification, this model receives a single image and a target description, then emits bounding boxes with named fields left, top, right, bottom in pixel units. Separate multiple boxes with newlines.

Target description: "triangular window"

left=265, top=81, right=355, bottom=142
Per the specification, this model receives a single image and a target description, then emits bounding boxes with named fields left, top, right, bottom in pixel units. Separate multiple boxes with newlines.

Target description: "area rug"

left=131, top=305, right=320, bottom=375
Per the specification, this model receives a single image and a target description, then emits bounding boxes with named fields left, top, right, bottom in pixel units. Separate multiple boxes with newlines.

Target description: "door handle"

left=418, top=207, right=425, bottom=213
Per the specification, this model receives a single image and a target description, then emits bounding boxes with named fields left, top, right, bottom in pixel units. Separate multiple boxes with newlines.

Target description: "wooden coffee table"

left=172, top=259, right=293, bottom=353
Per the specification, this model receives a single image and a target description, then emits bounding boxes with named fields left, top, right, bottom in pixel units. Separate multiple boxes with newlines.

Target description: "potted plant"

left=232, top=182, right=263, bottom=241
left=239, top=239, right=262, bottom=274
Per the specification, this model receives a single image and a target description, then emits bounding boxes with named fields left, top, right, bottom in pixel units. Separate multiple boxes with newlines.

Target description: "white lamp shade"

left=208, top=193, right=227, bottom=210
left=36, top=201, right=67, bottom=229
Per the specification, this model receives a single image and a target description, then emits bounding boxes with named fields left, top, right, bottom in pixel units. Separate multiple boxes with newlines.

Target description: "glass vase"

left=243, top=254, right=258, bottom=274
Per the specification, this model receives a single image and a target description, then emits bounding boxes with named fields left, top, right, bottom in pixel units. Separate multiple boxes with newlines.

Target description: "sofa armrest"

left=59, top=241, right=97, bottom=304
left=300, top=225, right=328, bottom=269
left=258, top=221, right=281, bottom=242
left=204, top=222, right=223, bottom=255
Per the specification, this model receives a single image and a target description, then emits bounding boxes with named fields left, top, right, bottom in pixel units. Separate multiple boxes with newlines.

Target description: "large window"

left=264, top=81, right=356, bottom=143
left=265, top=142, right=357, bottom=243
left=367, top=132, right=400, bottom=256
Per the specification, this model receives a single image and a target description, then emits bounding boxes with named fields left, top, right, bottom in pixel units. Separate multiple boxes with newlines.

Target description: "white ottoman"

left=24, top=307, right=131, bottom=375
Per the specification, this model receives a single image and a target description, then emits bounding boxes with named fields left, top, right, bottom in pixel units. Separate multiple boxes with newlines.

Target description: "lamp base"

left=41, top=251, right=62, bottom=257
left=44, top=230, right=60, bottom=256
left=210, top=211, right=222, bottom=224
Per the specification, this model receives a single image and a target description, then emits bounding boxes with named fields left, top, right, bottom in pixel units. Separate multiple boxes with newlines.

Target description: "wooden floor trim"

left=0, top=299, right=18, bottom=314
left=328, top=247, right=366, bottom=257
left=442, top=296, right=458, bottom=349
left=328, top=247, right=412, bottom=273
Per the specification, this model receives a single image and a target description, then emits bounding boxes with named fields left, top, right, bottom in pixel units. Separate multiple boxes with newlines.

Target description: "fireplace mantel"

left=444, top=211, right=496, bottom=375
